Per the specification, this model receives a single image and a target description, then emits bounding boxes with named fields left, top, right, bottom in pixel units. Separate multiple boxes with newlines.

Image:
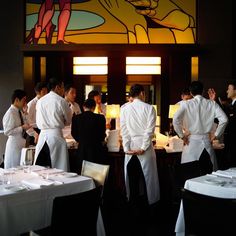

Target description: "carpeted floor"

left=102, top=188, right=180, bottom=236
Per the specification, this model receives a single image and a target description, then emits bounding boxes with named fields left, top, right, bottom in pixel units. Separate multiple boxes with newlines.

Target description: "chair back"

left=51, top=186, right=102, bottom=235
left=181, top=188, right=236, bottom=235
left=81, top=160, right=110, bottom=187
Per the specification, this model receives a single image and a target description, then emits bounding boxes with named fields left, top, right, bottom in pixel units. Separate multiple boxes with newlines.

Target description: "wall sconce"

left=106, top=104, right=120, bottom=130
left=168, top=104, right=180, bottom=136
left=106, top=104, right=121, bottom=152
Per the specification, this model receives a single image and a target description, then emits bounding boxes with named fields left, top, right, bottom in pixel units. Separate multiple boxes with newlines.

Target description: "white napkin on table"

left=32, top=168, right=64, bottom=176
left=212, top=170, right=236, bottom=179
left=21, top=178, right=54, bottom=189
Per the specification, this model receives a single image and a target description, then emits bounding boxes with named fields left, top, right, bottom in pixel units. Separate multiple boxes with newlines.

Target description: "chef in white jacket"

left=34, top=77, right=72, bottom=171
left=120, top=84, right=160, bottom=205
left=27, top=82, right=48, bottom=133
left=173, top=81, right=228, bottom=175
left=2, top=89, right=31, bottom=168
left=62, top=84, right=81, bottom=139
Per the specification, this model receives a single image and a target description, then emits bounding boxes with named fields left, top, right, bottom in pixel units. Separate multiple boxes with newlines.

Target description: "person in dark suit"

left=71, top=99, right=107, bottom=172
left=223, top=81, right=236, bottom=167
left=208, top=81, right=236, bottom=168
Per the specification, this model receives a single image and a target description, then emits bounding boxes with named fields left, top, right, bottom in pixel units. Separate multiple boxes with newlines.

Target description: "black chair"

left=32, top=186, right=102, bottom=236
left=181, top=188, right=236, bottom=235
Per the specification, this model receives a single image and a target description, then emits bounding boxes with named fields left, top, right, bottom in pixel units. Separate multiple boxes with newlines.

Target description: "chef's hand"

left=126, top=149, right=145, bottom=155
left=182, top=134, right=189, bottom=146
left=22, top=124, right=31, bottom=131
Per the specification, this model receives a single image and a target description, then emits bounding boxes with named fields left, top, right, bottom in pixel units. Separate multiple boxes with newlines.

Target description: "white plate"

left=4, top=185, right=27, bottom=192
left=58, top=172, right=78, bottom=178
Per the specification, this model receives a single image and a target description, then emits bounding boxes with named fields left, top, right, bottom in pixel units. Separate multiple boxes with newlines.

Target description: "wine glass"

left=23, top=153, right=33, bottom=173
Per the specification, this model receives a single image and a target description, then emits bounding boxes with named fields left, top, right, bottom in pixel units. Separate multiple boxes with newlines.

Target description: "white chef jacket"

left=120, top=98, right=160, bottom=204
left=2, top=105, right=26, bottom=168
left=34, top=91, right=72, bottom=171
left=62, top=101, right=81, bottom=139
left=173, top=95, right=228, bottom=169
left=27, top=96, right=38, bottom=128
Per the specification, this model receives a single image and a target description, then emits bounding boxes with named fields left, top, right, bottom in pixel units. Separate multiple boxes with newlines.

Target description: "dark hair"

left=227, top=80, right=236, bottom=89
left=34, top=82, right=47, bottom=93
left=130, top=84, right=144, bottom=97
left=48, top=77, right=63, bottom=91
left=64, top=84, right=76, bottom=94
left=189, top=81, right=203, bottom=96
left=83, top=98, right=96, bottom=109
left=181, top=88, right=191, bottom=95
left=88, top=90, right=100, bottom=99
left=11, top=89, right=27, bottom=104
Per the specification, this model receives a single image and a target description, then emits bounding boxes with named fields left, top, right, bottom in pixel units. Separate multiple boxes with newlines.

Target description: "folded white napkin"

left=212, top=170, right=236, bottom=179
left=30, top=165, right=46, bottom=172
left=32, top=168, right=64, bottom=176
left=21, top=178, right=54, bottom=189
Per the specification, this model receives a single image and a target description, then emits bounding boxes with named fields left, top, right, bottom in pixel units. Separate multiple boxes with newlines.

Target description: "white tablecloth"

left=0, top=166, right=105, bottom=236
left=175, top=171, right=236, bottom=236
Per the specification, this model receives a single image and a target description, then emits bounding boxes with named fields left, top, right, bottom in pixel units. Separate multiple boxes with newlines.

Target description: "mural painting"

left=25, top=0, right=196, bottom=44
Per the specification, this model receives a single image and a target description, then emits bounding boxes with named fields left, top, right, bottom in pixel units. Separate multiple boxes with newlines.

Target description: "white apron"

left=124, top=136, right=160, bottom=205
left=4, top=134, right=26, bottom=169
left=181, top=134, right=217, bottom=171
left=34, top=129, right=69, bottom=171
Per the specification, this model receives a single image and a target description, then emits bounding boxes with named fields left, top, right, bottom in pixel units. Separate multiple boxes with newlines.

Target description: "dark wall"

left=198, top=0, right=233, bottom=95
left=0, top=0, right=24, bottom=129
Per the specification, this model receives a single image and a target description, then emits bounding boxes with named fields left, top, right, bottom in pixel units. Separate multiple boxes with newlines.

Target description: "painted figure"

left=26, top=0, right=71, bottom=44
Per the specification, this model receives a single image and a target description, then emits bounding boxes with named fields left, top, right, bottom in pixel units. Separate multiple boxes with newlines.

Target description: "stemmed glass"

left=23, top=153, right=33, bottom=173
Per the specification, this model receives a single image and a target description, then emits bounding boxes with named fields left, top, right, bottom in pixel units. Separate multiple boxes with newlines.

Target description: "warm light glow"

left=126, top=65, right=161, bottom=75
left=126, top=57, right=161, bottom=75
left=168, top=104, right=180, bottom=118
left=152, top=105, right=157, bottom=115
left=73, top=57, right=108, bottom=64
left=106, top=105, right=120, bottom=118
left=73, top=57, right=108, bottom=75
left=156, top=115, right=161, bottom=127
left=73, top=65, right=108, bottom=75
left=126, top=57, right=161, bottom=65
left=191, top=57, right=199, bottom=81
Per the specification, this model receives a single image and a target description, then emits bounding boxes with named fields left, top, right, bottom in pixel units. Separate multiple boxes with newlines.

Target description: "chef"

left=34, top=77, right=72, bottom=171
left=2, top=89, right=31, bottom=168
left=120, top=84, right=160, bottom=205
left=173, top=81, right=228, bottom=178
left=62, top=84, right=81, bottom=139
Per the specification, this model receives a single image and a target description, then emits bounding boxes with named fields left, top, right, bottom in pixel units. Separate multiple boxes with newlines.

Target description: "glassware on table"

left=23, top=154, right=33, bottom=173
left=1, top=171, right=14, bottom=185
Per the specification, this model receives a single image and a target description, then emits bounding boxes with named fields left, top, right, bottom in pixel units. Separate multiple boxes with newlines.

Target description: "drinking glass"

left=23, top=154, right=33, bottom=173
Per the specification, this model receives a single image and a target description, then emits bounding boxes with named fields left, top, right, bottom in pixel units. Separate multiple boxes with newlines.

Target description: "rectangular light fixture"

left=126, top=57, right=161, bottom=65
left=73, top=65, right=107, bottom=75
left=73, top=57, right=108, bottom=75
left=127, top=65, right=161, bottom=75
left=126, top=57, right=161, bottom=75
left=73, top=57, right=108, bottom=65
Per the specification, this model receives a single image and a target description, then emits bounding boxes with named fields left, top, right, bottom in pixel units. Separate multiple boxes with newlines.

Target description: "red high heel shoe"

left=25, top=27, right=40, bottom=44
left=25, top=28, right=35, bottom=44
left=46, top=24, right=56, bottom=44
